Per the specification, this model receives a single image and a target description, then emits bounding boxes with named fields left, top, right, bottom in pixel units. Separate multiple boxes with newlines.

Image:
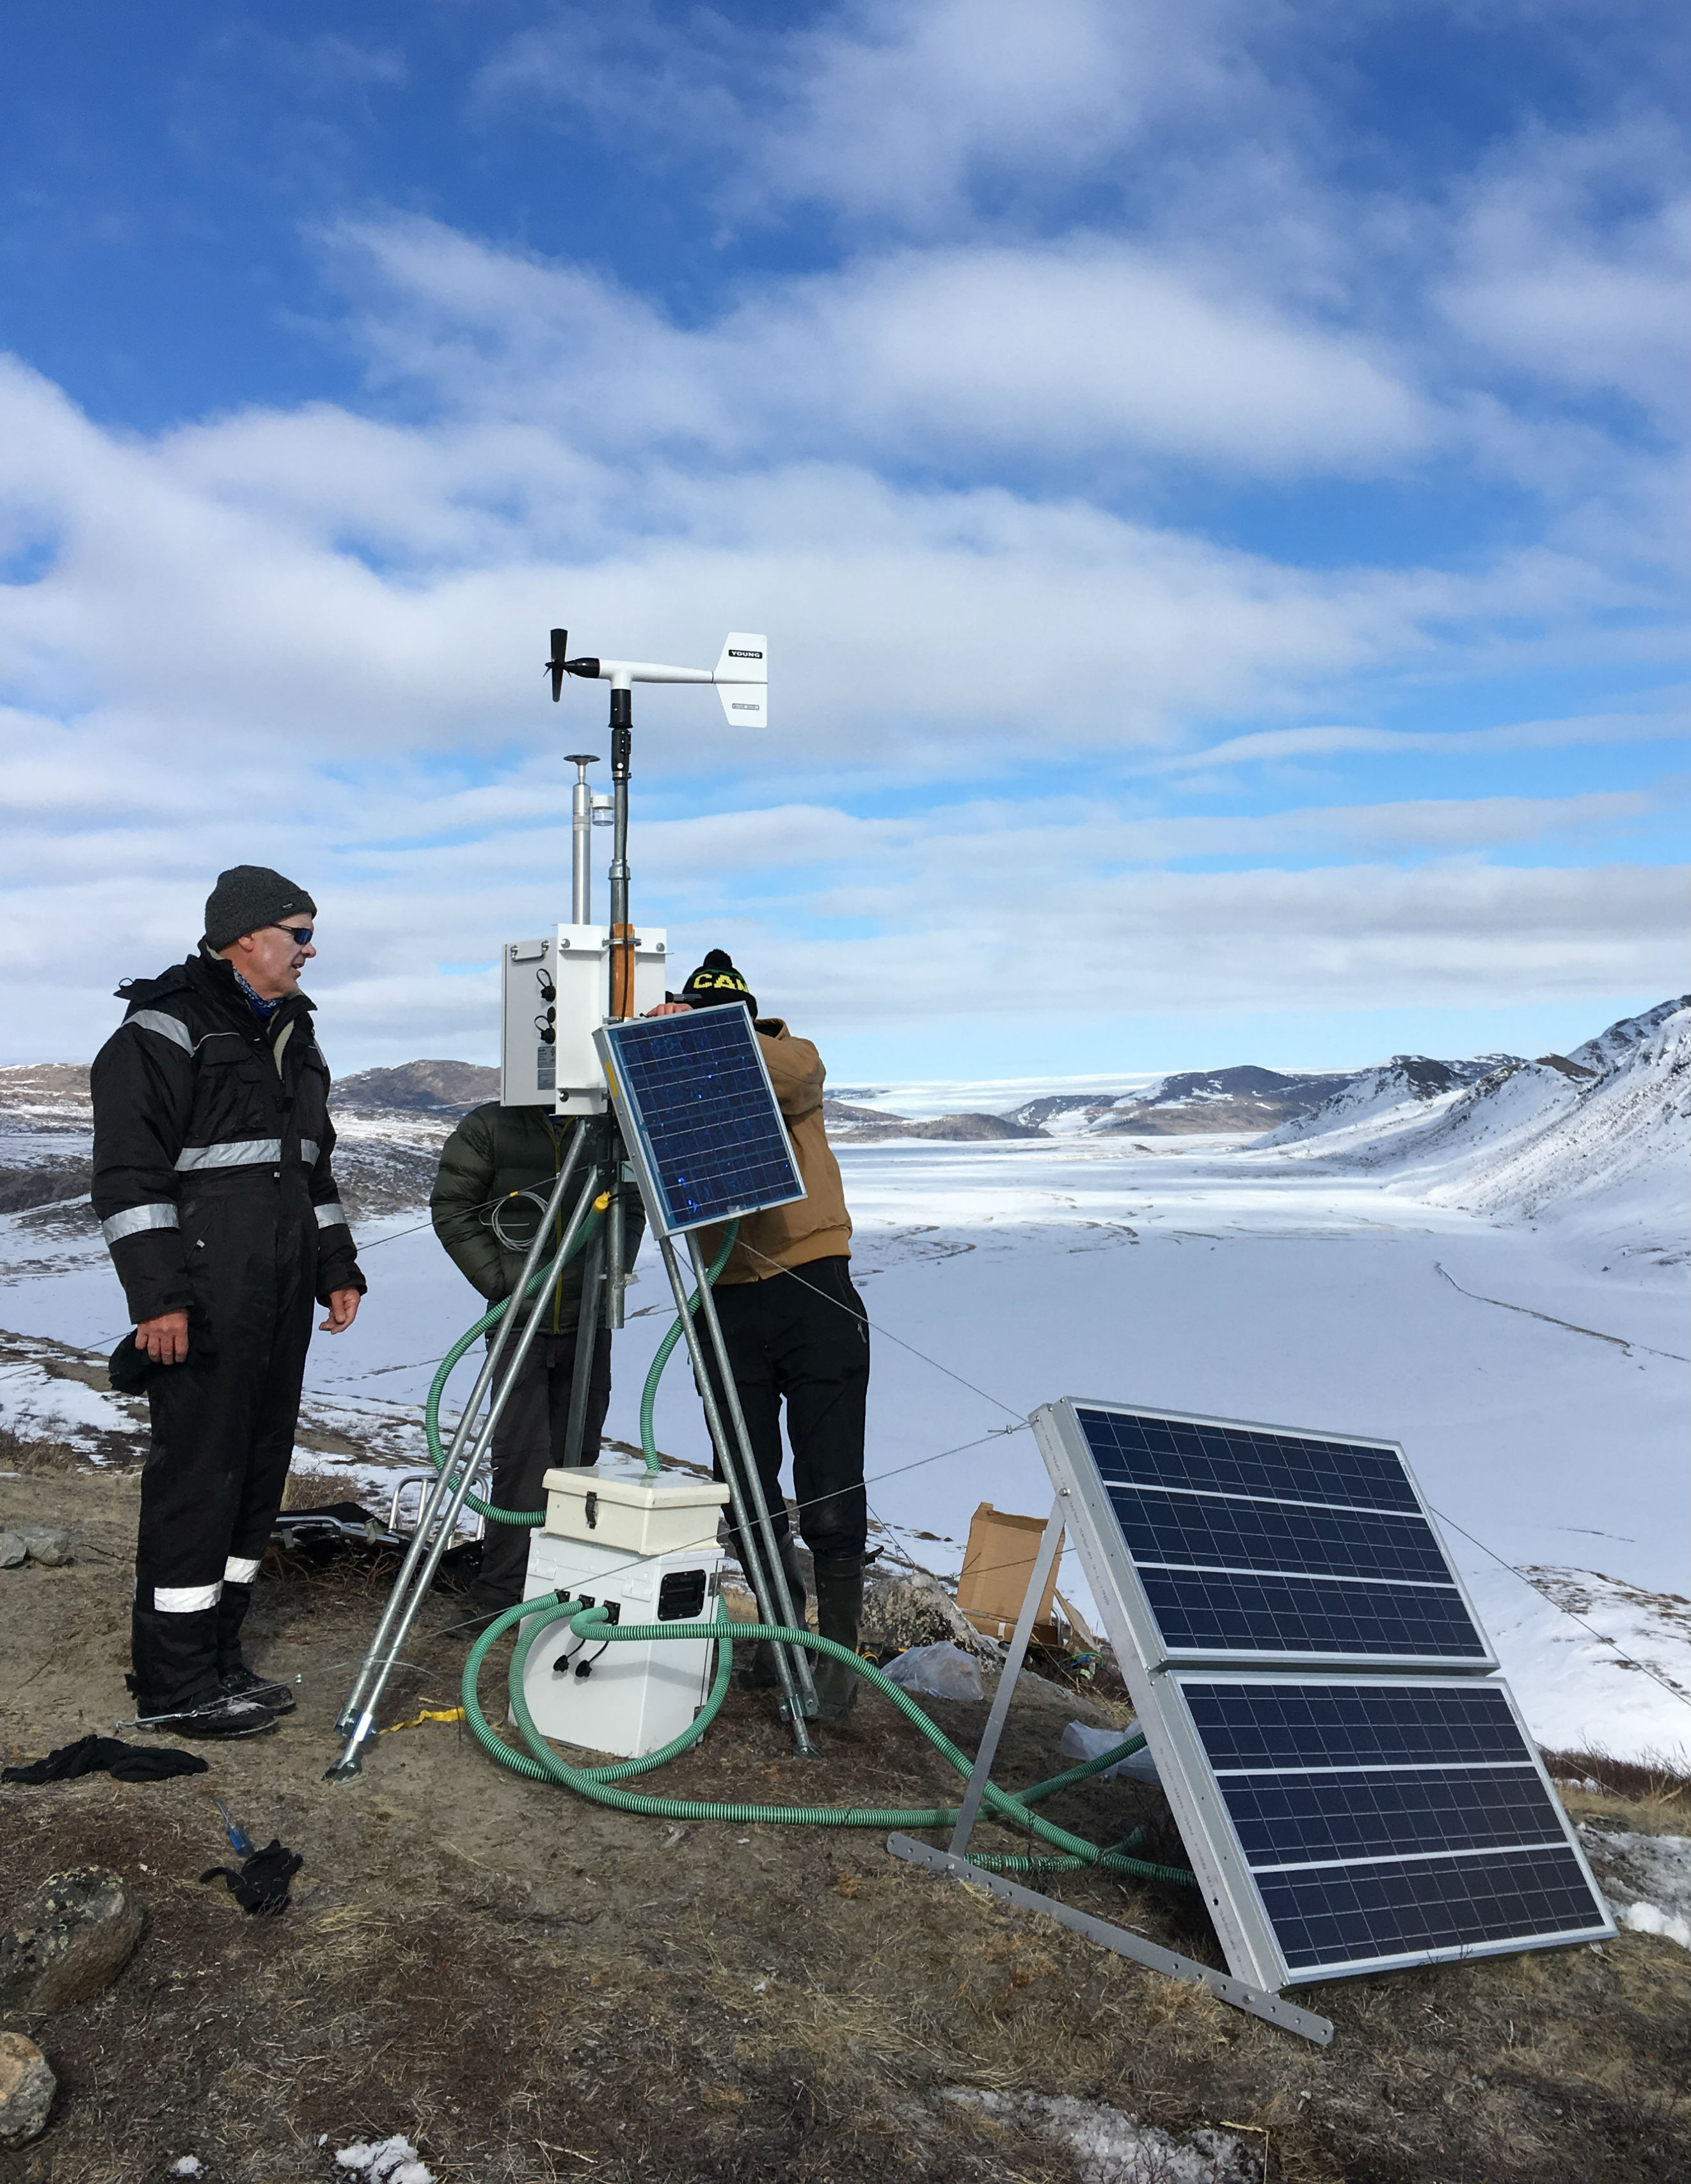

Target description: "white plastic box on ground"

left=519, top=1459, right=731, bottom=1759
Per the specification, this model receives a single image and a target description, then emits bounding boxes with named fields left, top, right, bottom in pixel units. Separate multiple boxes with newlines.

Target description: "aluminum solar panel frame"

left=594, top=1009, right=806, bottom=1238
left=1036, top=1398, right=1496, bottom=1675
left=1028, top=1399, right=1613, bottom=1995
left=1156, top=1673, right=1615, bottom=1988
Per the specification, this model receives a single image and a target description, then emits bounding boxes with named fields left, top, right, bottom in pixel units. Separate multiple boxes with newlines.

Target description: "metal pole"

left=332, top=1127, right=592, bottom=1740
left=328, top=1159, right=599, bottom=1778
left=560, top=1219, right=607, bottom=1468
left=328, top=1164, right=605, bottom=1781
left=948, top=1494, right=1065, bottom=1859
left=607, top=685, right=634, bottom=1018
left=566, top=754, right=598, bottom=924
left=687, top=1230, right=818, bottom=1715
left=604, top=1160, right=628, bottom=1331
left=655, top=1235, right=816, bottom=1755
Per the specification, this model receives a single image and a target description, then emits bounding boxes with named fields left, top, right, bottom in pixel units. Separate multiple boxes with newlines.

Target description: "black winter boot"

left=215, top=1583, right=297, bottom=1714
left=131, top=1604, right=276, bottom=1738
left=810, top=1553, right=866, bottom=1720
left=736, top=1534, right=807, bottom=1692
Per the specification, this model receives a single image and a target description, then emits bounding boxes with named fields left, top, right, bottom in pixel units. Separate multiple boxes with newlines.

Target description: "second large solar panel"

left=1159, top=1674, right=1614, bottom=1984
left=596, top=1009, right=806, bottom=1237
left=1058, top=1402, right=1493, bottom=1671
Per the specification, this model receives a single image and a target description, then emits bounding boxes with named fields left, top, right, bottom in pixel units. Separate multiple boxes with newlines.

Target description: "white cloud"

left=1438, top=123, right=1691, bottom=424
left=333, top=218, right=1432, bottom=476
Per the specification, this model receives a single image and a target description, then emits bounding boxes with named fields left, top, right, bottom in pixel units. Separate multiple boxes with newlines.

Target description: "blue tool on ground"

left=214, top=1797, right=255, bottom=1858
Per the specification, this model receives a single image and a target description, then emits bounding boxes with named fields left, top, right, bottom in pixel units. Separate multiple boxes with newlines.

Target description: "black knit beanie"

left=203, top=866, right=318, bottom=953
left=679, top=949, right=757, bottom=1018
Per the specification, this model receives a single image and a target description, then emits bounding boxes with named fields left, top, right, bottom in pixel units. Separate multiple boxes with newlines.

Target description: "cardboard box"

left=955, top=1501, right=1063, bottom=1644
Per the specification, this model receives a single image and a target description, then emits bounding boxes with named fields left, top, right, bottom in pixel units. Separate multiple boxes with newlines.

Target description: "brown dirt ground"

left=3, top=1457, right=1690, bottom=2184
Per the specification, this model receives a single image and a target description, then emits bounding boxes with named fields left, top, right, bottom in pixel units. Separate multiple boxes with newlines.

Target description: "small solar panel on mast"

left=594, top=1008, right=806, bottom=1238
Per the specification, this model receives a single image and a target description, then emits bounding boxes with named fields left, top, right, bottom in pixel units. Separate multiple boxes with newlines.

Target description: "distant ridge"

left=332, top=1060, right=499, bottom=1116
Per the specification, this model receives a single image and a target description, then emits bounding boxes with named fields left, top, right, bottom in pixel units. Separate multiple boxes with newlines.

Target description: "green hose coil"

left=460, top=1596, right=1196, bottom=1886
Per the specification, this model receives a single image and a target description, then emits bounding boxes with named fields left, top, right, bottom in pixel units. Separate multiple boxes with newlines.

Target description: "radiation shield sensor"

left=594, top=1008, right=806, bottom=1238
left=1028, top=1398, right=1614, bottom=1994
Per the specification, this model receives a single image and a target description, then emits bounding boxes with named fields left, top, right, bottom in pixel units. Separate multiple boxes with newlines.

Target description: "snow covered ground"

left=2, top=1004, right=1686, bottom=1764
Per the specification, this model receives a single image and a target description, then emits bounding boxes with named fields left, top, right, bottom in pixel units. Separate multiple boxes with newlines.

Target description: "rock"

left=0, top=1869, right=145, bottom=2016
left=0, top=1533, right=25, bottom=1570
left=864, top=1567, right=999, bottom=1660
left=16, top=1526, right=72, bottom=1566
left=0, top=2032, right=55, bottom=2147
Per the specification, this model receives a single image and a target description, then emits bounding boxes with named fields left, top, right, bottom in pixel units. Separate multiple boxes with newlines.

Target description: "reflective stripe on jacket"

left=90, top=953, right=364, bottom=1322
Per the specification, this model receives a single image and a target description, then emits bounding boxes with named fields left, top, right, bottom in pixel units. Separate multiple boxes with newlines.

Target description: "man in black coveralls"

left=91, top=866, right=367, bottom=1737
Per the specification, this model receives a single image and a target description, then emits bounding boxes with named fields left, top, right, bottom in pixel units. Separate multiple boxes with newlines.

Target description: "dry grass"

left=1543, top=1746, right=1691, bottom=1819
left=0, top=1426, right=90, bottom=1477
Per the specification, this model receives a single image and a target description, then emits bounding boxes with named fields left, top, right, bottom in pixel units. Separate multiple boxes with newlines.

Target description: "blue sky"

left=1, top=1, right=1686, bottom=1079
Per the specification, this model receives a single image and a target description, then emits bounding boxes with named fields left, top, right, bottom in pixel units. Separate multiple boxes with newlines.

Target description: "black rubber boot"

left=736, top=1535, right=807, bottom=1691
left=214, top=1585, right=296, bottom=1713
left=810, top=1553, right=866, bottom=1719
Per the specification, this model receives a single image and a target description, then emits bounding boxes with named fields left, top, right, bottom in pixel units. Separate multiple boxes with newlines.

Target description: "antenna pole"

left=608, top=685, right=635, bottom=1018
left=566, top=754, right=599, bottom=925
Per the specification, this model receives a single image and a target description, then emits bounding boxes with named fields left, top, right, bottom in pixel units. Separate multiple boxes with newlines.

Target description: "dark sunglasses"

left=269, top=924, right=316, bottom=946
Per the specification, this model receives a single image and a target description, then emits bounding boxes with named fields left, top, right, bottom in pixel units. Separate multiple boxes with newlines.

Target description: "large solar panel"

left=1063, top=1402, right=1493, bottom=1671
left=1159, top=1674, right=1614, bottom=1984
left=1029, top=1398, right=1608, bottom=1995
left=595, top=1008, right=806, bottom=1237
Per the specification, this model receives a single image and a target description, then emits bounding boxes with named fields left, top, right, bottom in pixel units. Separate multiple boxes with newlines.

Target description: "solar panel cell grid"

left=1143, top=1569, right=1487, bottom=1660
left=1106, top=1484, right=1453, bottom=1584
left=1186, top=1681, right=1527, bottom=1769
left=1259, top=1848, right=1606, bottom=1970
left=602, top=1011, right=804, bottom=1235
left=1078, top=1408, right=1418, bottom=1512
left=1219, top=1766, right=1565, bottom=1865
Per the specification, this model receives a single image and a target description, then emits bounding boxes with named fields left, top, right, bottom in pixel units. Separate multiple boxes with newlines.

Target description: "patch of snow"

left=335, top=2137, right=434, bottom=2184
left=943, top=2089, right=1258, bottom=2182
left=1580, top=1830, right=1691, bottom=1952
left=168, top=2160, right=203, bottom=2178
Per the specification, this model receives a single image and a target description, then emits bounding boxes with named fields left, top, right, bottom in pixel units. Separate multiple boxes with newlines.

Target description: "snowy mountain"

left=1257, top=997, right=1691, bottom=1260
left=1258, top=1051, right=1521, bottom=1147
left=1013, top=1066, right=1360, bottom=1137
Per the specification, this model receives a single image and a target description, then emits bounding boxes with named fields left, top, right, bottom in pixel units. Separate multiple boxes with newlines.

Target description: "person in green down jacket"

left=430, top=1107, right=644, bottom=1620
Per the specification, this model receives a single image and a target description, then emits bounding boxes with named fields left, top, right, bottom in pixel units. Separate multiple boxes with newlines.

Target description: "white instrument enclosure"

left=500, top=924, right=669, bottom=1114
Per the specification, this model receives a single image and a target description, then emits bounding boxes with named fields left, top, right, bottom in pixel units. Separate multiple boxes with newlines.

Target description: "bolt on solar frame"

left=594, top=1008, right=806, bottom=1238
left=1030, top=1398, right=1614, bottom=1993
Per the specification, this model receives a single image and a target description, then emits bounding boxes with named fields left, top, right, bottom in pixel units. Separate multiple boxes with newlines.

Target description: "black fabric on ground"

left=200, top=1838, right=302, bottom=1916
left=2, top=1733, right=209, bottom=1784
left=699, top=1254, right=869, bottom=1562
left=471, top=1324, right=612, bottom=1610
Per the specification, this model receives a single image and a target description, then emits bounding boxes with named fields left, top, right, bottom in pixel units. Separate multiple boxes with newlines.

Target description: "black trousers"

left=133, top=1178, right=319, bottom=1705
left=701, top=1256, right=869, bottom=1562
left=473, top=1324, right=612, bottom=1608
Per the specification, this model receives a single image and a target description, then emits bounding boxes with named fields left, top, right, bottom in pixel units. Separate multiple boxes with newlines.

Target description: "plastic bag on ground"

left=882, top=1641, right=985, bottom=1701
left=1061, top=1718, right=1161, bottom=1784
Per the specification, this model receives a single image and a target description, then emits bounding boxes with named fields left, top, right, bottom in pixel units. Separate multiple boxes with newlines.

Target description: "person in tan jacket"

left=649, top=949, right=869, bottom=1716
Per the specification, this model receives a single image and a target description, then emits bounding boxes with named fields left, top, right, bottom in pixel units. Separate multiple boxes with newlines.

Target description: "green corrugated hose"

left=460, top=1594, right=1197, bottom=1885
